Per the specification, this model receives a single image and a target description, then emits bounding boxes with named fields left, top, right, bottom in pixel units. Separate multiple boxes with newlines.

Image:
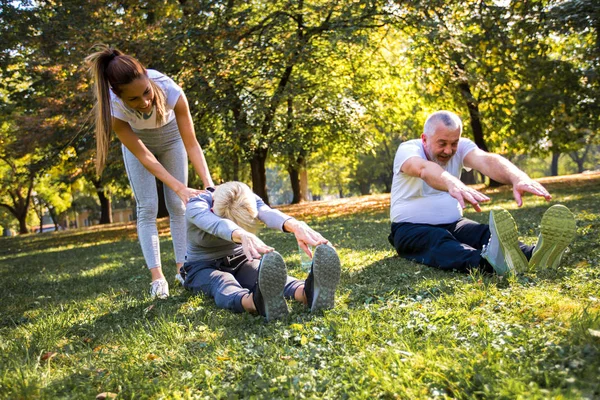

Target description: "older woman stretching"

left=182, top=182, right=341, bottom=321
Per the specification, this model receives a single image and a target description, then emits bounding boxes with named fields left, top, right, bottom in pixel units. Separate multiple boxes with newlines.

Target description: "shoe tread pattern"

left=310, top=245, right=341, bottom=312
left=492, top=209, right=528, bottom=274
left=529, top=205, right=576, bottom=270
left=258, top=252, right=289, bottom=321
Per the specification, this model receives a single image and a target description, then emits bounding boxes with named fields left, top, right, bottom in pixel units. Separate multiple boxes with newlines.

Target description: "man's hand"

left=232, top=229, right=274, bottom=261
left=447, top=178, right=490, bottom=212
left=512, top=178, right=552, bottom=207
left=283, top=219, right=329, bottom=258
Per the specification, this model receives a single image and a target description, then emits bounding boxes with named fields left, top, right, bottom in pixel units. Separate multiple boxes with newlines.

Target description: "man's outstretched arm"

left=463, top=149, right=552, bottom=206
left=401, top=157, right=490, bottom=212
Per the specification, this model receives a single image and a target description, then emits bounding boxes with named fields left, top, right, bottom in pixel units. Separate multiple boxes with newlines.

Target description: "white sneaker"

left=174, top=273, right=185, bottom=285
left=150, top=278, right=169, bottom=299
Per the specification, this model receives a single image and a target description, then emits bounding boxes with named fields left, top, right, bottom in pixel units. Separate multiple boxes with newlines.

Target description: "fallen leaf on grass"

left=41, top=352, right=57, bottom=361
left=146, top=353, right=161, bottom=361
left=289, top=324, right=304, bottom=331
left=96, top=392, right=117, bottom=399
left=589, top=329, right=600, bottom=338
left=143, top=304, right=155, bottom=314
left=216, top=356, right=230, bottom=361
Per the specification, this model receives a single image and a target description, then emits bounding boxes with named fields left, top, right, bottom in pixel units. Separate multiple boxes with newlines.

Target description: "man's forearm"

left=420, top=162, right=463, bottom=193
left=479, top=153, right=529, bottom=185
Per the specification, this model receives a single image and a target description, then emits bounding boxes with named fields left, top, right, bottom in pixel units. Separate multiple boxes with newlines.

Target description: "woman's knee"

left=165, top=196, right=185, bottom=216
left=136, top=203, right=159, bottom=223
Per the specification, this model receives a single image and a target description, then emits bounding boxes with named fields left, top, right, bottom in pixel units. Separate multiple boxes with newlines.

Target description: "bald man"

left=388, top=110, right=575, bottom=276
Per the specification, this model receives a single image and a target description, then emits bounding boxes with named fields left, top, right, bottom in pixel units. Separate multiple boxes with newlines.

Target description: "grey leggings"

left=123, top=118, right=188, bottom=269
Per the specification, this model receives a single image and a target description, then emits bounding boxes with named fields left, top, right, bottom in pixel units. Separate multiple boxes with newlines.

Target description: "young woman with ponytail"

left=86, top=45, right=214, bottom=299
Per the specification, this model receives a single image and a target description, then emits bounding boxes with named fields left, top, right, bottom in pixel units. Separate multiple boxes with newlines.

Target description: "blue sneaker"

left=481, top=209, right=528, bottom=276
left=252, top=252, right=289, bottom=321
left=304, top=244, right=341, bottom=312
left=529, top=205, right=576, bottom=270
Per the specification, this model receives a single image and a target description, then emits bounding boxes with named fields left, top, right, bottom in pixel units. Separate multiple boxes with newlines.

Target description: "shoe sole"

left=258, top=252, right=289, bottom=321
left=310, top=245, right=341, bottom=312
left=490, top=209, right=528, bottom=275
left=529, top=205, right=576, bottom=270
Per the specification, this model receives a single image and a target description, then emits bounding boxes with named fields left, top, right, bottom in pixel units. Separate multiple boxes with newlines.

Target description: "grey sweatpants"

left=123, top=118, right=188, bottom=269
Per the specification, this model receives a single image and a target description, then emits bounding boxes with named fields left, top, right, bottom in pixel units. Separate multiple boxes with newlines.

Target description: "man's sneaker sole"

left=490, top=209, right=528, bottom=275
left=310, top=244, right=341, bottom=312
left=258, top=252, right=289, bottom=321
left=529, top=204, right=576, bottom=270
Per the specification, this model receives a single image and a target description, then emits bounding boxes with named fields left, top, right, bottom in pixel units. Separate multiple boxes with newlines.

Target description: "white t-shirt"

left=110, top=69, right=183, bottom=130
left=390, top=138, right=477, bottom=224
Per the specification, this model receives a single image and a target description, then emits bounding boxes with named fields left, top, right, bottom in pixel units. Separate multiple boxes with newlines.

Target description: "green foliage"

left=1, top=0, right=598, bottom=217
left=1, top=176, right=599, bottom=397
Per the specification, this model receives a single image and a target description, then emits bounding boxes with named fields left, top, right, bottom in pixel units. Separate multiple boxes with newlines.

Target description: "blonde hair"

left=212, top=182, right=261, bottom=234
left=85, top=44, right=167, bottom=175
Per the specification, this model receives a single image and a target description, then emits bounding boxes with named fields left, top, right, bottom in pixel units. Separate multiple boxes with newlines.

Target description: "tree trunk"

left=550, top=151, right=560, bottom=176
left=232, top=155, right=239, bottom=182
left=288, top=152, right=307, bottom=204
left=359, top=182, right=371, bottom=196
left=92, top=178, right=113, bottom=224
left=1, top=174, right=35, bottom=234
left=18, top=217, right=28, bottom=234
left=461, top=169, right=476, bottom=185
left=156, top=180, right=169, bottom=218
left=457, top=82, right=502, bottom=187
left=98, top=190, right=112, bottom=224
left=38, top=203, right=43, bottom=233
left=300, top=167, right=309, bottom=201
left=455, top=60, right=502, bottom=187
left=289, top=164, right=301, bottom=204
left=251, top=148, right=269, bottom=204
left=48, top=207, right=59, bottom=231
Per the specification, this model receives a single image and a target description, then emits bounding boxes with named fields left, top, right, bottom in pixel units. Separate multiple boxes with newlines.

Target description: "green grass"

left=1, top=175, right=599, bottom=399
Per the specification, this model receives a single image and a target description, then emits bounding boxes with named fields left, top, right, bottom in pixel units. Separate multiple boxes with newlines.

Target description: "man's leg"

left=389, top=222, right=482, bottom=272
left=449, top=218, right=535, bottom=260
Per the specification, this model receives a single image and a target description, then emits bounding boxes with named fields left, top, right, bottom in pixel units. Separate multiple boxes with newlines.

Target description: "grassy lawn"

left=1, top=173, right=599, bottom=399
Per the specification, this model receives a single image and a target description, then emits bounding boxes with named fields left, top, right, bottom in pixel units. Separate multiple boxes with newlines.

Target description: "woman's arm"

left=173, top=93, right=214, bottom=188
left=112, top=117, right=201, bottom=204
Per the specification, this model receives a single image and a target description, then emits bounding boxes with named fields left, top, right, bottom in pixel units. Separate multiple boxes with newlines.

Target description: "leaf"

left=289, top=323, right=304, bottom=331
left=146, top=353, right=160, bottom=361
left=96, top=393, right=117, bottom=400
left=41, top=351, right=57, bottom=361
left=143, top=304, right=155, bottom=314
left=216, top=356, right=230, bottom=361
left=589, top=329, right=600, bottom=338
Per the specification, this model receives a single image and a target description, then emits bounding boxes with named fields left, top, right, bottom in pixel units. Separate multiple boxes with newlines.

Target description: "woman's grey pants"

left=122, top=119, right=188, bottom=269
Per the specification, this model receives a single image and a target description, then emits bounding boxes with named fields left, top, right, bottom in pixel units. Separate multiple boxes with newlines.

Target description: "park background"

left=1, top=1, right=600, bottom=399
left=1, top=0, right=599, bottom=234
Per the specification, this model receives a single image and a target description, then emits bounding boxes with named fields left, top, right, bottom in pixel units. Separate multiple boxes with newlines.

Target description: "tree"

left=169, top=0, right=390, bottom=203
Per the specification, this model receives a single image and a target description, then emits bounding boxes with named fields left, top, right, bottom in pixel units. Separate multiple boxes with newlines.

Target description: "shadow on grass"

left=0, top=239, right=150, bottom=327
